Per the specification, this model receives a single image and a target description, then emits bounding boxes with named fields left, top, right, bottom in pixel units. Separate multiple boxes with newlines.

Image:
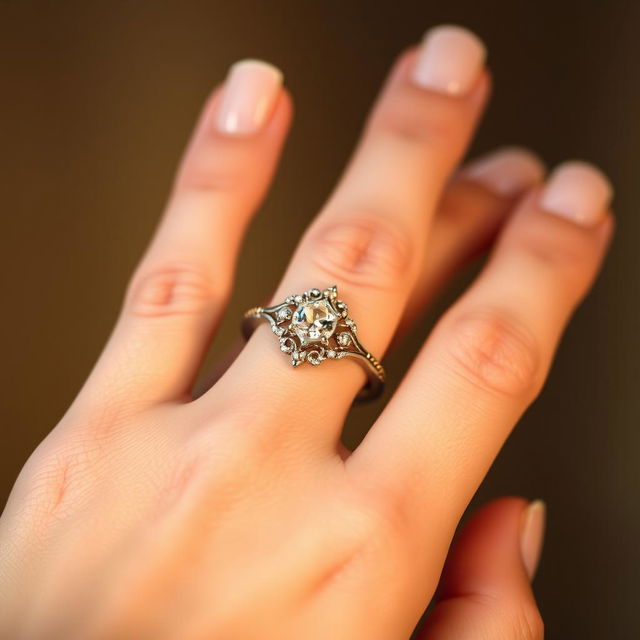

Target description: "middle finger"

left=212, top=26, right=488, bottom=441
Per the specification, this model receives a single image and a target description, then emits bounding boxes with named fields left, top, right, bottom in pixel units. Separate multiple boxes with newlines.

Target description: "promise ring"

left=241, top=285, right=385, bottom=401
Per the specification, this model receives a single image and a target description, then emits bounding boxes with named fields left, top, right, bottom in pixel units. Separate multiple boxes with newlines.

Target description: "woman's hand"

left=0, top=25, right=612, bottom=639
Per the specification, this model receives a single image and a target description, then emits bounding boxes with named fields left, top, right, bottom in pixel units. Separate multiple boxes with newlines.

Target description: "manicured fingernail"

left=413, top=25, right=486, bottom=95
left=216, top=59, right=283, bottom=135
left=539, top=161, right=613, bottom=226
left=463, top=147, right=545, bottom=197
left=520, top=500, right=546, bottom=580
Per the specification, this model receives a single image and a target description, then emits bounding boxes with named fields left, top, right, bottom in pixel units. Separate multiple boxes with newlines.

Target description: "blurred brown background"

left=1, top=1, right=638, bottom=637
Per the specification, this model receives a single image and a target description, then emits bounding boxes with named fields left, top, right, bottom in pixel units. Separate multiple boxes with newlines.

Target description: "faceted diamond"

left=291, top=300, right=338, bottom=344
left=337, top=332, right=351, bottom=346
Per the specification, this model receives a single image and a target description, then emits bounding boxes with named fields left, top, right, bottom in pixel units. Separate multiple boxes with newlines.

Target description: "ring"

left=241, top=285, right=385, bottom=401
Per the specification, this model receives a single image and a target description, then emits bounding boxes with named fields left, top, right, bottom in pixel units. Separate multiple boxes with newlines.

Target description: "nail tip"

left=413, top=24, right=486, bottom=95
left=423, top=24, right=486, bottom=56
left=556, top=160, right=614, bottom=201
left=500, top=146, right=546, bottom=172
left=216, top=57, right=283, bottom=136
left=520, top=499, right=547, bottom=581
left=229, top=58, right=284, bottom=84
left=528, top=498, right=547, bottom=518
left=541, top=160, right=613, bottom=224
left=463, top=146, right=546, bottom=196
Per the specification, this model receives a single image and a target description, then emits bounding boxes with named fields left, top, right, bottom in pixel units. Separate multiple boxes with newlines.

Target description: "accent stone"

left=337, top=332, right=351, bottom=346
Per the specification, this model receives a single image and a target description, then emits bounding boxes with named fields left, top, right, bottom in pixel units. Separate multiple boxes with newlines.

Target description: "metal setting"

left=241, top=285, right=385, bottom=401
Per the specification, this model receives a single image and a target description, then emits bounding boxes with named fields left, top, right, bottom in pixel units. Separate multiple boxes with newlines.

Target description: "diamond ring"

left=241, top=285, right=385, bottom=401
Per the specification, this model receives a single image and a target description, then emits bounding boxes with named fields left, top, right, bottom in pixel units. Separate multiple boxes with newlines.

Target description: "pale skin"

left=0, top=26, right=613, bottom=639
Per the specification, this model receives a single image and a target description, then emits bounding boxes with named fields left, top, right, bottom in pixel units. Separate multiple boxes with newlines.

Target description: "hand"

left=0, top=25, right=612, bottom=639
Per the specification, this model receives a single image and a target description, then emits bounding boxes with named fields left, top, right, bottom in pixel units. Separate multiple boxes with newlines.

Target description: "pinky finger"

left=416, top=497, right=545, bottom=640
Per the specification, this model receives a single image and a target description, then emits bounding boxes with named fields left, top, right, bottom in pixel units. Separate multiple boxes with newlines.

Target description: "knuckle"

left=358, top=496, right=405, bottom=540
left=376, top=83, right=468, bottom=146
left=13, top=457, right=68, bottom=523
left=347, top=482, right=410, bottom=548
left=321, top=492, right=411, bottom=584
left=10, top=437, right=100, bottom=527
left=126, top=263, right=220, bottom=319
left=182, top=420, right=262, bottom=491
left=176, top=136, right=247, bottom=195
left=177, top=160, right=244, bottom=195
left=512, top=218, right=599, bottom=289
left=443, top=307, right=542, bottom=399
left=306, top=215, right=413, bottom=290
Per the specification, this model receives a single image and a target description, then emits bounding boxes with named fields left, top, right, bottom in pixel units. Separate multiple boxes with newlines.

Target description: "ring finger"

left=194, top=147, right=544, bottom=393
left=211, top=26, right=489, bottom=439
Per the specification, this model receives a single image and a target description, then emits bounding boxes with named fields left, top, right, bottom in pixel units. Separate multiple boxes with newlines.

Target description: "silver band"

left=241, top=285, right=385, bottom=402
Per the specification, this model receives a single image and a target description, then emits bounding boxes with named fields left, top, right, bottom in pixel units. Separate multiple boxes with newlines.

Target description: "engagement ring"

left=241, top=285, right=385, bottom=401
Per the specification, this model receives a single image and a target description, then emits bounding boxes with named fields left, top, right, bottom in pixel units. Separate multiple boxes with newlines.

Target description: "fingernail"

left=413, top=25, right=486, bottom=95
left=463, top=147, right=545, bottom=197
left=216, top=59, right=283, bottom=135
left=520, top=500, right=546, bottom=580
left=539, top=161, right=613, bottom=227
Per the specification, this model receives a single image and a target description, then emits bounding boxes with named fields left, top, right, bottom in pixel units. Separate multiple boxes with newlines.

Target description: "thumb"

left=416, top=497, right=546, bottom=640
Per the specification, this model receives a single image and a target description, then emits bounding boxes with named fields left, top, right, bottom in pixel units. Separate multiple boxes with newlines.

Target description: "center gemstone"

left=291, top=300, right=338, bottom=344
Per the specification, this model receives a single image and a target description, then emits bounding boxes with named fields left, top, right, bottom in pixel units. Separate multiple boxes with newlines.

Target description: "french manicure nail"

left=413, top=25, right=486, bottom=95
left=520, top=500, right=546, bottom=580
left=539, top=161, right=613, bottom=226
left=463, top=147, right=545, bottom=197
left=216, top=59, right=283, bottom=135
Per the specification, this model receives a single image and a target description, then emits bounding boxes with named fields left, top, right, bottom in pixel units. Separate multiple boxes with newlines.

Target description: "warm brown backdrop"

left=1, top=1, right=638, bottom=637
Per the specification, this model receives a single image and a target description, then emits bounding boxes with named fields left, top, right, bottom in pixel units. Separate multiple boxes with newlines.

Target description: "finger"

left=216, top=26, right=489, bottom=434
left=416, top=497, right=545, bottom=639
left=196, top=148, right=543, bottom=393
left=352, top=161, right=613, bottom=523
left=396, top=147, right=545, bottom=342
left=195, top=147, right=543, bottom=395
left=77, top=61, right=292, bottom=410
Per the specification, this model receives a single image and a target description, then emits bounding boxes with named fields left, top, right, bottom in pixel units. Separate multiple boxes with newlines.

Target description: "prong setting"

left=241, top=285, right=385, bottom=401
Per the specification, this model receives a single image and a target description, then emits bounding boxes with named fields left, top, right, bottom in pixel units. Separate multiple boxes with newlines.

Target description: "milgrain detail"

left=364, top=352, right=385, bottom=380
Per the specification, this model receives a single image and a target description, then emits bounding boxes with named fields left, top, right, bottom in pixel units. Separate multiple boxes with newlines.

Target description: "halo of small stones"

left=271, top=285, right=357, bottom=367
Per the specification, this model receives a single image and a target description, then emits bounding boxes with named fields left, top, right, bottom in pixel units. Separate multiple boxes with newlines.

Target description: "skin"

left=0, top=40, right=612, bottom=639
